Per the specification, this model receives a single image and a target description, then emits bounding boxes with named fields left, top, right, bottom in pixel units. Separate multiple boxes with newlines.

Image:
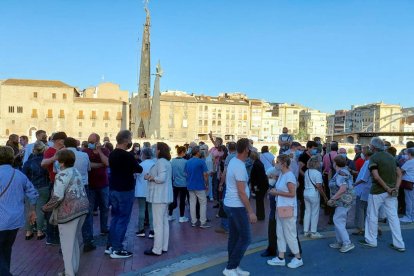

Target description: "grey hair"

left=370, top=137, right=385, bottom=151
left=141, top=147, right=153, bottom=160
left=307, top=156, right=320, bottom=170
left=151, top=144, right=157, bottom=150
left=116, top=130, right=132, bottom=144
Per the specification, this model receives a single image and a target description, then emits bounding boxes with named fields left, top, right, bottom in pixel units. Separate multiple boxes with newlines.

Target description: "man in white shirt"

left=223, top=138, right=257, bottom=276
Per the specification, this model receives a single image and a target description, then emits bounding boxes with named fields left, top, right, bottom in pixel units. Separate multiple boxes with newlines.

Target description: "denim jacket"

left=22, top=153, right=50, bottom=189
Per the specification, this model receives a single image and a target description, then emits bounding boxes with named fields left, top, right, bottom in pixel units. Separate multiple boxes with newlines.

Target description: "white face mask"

left=268, top=178, right=276, bottom=187
left=360, top=153, right=365, bottom=160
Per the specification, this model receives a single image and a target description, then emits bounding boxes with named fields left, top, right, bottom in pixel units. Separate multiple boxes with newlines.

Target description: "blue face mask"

left=340, top=153, right=347, bottom=158
left=295, top=150, right=303, bottom=158
left=88, top=143, right=96, bottom=150
left=310, top=149, right=318, bottom=156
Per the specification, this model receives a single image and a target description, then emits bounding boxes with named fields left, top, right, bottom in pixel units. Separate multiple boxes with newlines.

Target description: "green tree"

left=269, top=145, right=278, bottom=155
left=296, top=128, right=308, bottom=142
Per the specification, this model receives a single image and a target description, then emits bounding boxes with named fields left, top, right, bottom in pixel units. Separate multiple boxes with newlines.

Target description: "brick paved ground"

left=11, top=198, right=343, bottom=276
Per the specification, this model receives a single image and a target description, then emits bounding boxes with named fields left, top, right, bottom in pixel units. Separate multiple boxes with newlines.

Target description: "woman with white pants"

left=144, top=142, right=173, bottom=256
left=303, top=156, right=325, bottom=238
left=327, top=155, right=355, bottom=253
left=267, top=154, right=303, bottom=269
left=400, top=148, right=414, bottom=223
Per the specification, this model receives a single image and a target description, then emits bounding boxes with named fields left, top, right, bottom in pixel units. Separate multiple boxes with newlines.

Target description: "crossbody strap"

left=307, top=170, right=318, bottom=191
left=0, top=169, right=16, bottom=198
left=328, top=153, right=334, bottom=168
left=307, top=170, right=329, bottom=202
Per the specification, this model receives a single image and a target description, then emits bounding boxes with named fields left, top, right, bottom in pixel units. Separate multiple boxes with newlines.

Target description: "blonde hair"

left=277, top=154, right=291, bottom=168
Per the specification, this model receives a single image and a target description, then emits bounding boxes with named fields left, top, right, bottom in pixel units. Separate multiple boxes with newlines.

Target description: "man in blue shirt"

left=185, top=146, right=210, bottom=228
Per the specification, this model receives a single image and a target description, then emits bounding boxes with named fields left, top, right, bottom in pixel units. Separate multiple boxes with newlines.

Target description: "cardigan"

left=146, top=158, right=173, bottom=204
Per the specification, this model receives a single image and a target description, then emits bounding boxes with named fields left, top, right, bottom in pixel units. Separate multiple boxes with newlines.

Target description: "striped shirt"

left=0, top=164, right=39, bottom=231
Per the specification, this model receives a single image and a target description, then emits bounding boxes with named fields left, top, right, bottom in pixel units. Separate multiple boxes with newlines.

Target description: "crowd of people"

left=1, top=127, right=413, bottom=276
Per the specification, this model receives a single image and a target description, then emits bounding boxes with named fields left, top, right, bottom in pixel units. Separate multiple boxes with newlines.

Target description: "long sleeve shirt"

left=0, top=165, right=38, bottom=230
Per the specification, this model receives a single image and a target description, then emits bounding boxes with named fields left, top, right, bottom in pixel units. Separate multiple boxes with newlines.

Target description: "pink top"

left=323, top=151, right=338, bottom=174
left=209, top=147, right=224, bottom=172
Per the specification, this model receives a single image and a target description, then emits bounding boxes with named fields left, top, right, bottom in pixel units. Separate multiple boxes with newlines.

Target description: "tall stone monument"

left=135, top=2, right=151, bottom=138
left=148, top=61, right=162, bottom=139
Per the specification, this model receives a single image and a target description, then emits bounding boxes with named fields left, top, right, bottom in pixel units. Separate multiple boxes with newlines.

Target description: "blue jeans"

left=137, top=197, right=153, bottom=231
left=107, top=190, right=135, bottom=251
left=45, top=185, right=60, bottom=244
left=220, top=185, right=229, bottom=231
left=82, top=186, right=109, bottom=244
left=224, top=205, right=251, bottom=270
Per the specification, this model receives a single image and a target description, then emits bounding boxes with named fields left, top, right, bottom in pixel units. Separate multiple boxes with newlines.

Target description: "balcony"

left=77, top=115, right=85, bottom=119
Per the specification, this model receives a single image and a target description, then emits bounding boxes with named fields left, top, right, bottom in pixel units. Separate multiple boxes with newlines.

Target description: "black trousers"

left=398, top=187, right=406, bottom=215
left=265, top=196, right=302, bottom=256
left=255, top=190, right=266, bottom=221
left=266, top=195, right=277, bottom=255
left=0, top=228, right=18, bottom=276
left=168, top=186, right=188, bottom=217
left=297, top=183, right=305, bottom=222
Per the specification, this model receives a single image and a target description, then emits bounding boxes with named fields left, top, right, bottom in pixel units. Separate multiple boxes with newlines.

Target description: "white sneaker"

left=329, top=242, right=342, bottom=249
left=310, top=232, right=323, bottom=239
left=110, top=250, right=133, bottom=259
left=303, top=232, right=310, bottom=238
left=168, top=215, right=175, bottom=221
left=222, top=268, right=238, bottom=276
left=236, top=266, right=250, bottom=276
left=399, top=216, right=413, bottom=223
left=287, top=257, right=303, bottom=269
left=267, top=257, right=285, bottom=266
left=339, top=243, right=355, bottom=253
left=104, top=246, right=113, bottom=255
left=179, top=216, right=189, bottom=223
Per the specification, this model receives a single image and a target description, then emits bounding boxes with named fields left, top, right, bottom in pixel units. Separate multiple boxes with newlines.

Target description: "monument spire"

left=149, top=60, right=162, bottom=139
left=135, top=0, right=151, bottom=138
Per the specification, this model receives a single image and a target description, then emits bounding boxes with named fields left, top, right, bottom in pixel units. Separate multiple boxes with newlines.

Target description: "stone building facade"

left=299, top=108, right=328, bottom=141
left=0, top=79, right=129, bottom=142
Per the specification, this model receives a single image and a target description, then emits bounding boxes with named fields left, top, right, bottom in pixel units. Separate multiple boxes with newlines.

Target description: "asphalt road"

left=191, top=228, right=414, bottom=276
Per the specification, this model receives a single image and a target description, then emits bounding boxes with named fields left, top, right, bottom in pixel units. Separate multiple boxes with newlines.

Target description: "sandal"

left=37, top=233, right=46, bottom=240
left=351, top=230, right=364, bottom=236
left=25, top=233, right=34, bottom=240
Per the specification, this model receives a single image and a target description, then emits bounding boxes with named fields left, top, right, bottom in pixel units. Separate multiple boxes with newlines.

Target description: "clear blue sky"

left=1, top=0, right=413, bottom=113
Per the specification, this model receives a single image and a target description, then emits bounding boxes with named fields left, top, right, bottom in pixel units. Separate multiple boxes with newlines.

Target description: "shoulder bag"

left=328, top=153, right=336, bottom=180
left=0, top=169, right=16, bottom=198
left=307, top=170, right=329, bottom=203
left=333, top=170, right=355, bottom=207
left=400, top=180, right=413, bottom=190
left=42, top=171, right=74, bottom=225
left=277, top=206, right=294, bottom=218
